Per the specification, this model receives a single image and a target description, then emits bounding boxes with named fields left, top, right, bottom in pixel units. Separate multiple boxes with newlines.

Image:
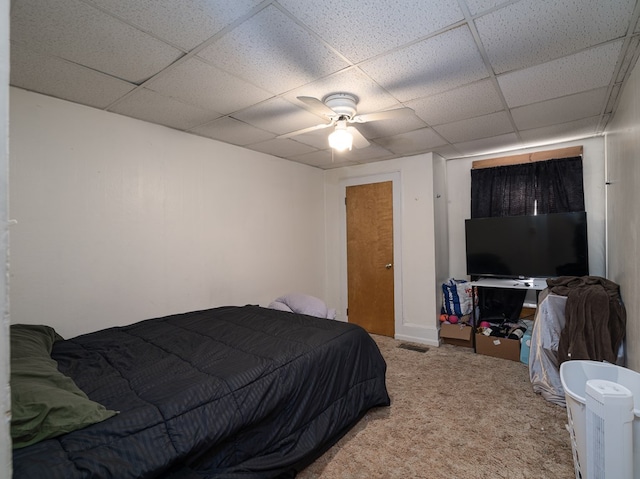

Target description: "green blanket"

left=10, top=324, right=116, bottom=449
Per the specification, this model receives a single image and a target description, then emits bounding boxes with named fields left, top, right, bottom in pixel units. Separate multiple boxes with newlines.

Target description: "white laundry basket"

left=559, top=360, right=640, bottom=479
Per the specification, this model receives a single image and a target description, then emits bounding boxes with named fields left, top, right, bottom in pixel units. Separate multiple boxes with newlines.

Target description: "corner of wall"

left=1, top=0, right=12, bottom=471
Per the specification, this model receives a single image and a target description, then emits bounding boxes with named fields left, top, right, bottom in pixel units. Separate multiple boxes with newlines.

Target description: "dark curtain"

left=471, top=156, right=584, bottom=218
left=534, top=157, right=585, bottom=214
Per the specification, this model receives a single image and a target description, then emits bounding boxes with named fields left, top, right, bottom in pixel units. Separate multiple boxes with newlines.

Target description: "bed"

left=11, top=305, right=390, bottom=478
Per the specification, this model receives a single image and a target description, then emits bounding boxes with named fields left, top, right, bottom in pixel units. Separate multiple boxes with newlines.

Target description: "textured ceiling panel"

left=433, top=110, right=513, bottom=144
left=498, top=41, right=623, bottom=108
left=407, top=78, right=504, bottom=126
left=9, top=0, right=640, bottom=168
left=519, top=116, right=600, bottom=144
left=87, top=0, right=263, bottom=51
left=432, top=144, right=461, bottom=159
left=333, top=142, right=394, bottom=163
left=144, top=58, right=273, bottom=115
left=284, top=151, right=323, bottom=168
left=247, top=137, right=317, bottom=158
left=464, top=0, right=512, bottom=16
left=110, top=88, right=219, bottom=131
left=10, top=43, right=136, bottom=109
left=357, top=114, right=428, bottom=140
left=511, top=87, right=608, bottom=131
left=278, top=0, right=464, bottom=63
left=11, top=0, right=182, bottom=83
left=453, top=132, right=521, bottom=156
left=197, top=5, right=349, bottom=95
left=374, top=128, right=449, bottom=155
left=361, top=25, right=489, bottom=102
left=289, top=150, right=349, bottom=169
left=231, top=97, right=326, bottom=135
left=477, top=0, right=635, bottom=74
left=190, top=117, right=275, bottom=146
left=287, top=129, right=332, bottom=150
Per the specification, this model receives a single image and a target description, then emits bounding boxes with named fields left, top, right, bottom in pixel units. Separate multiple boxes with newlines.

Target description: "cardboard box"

left=475, top=333, right=520, bottom=361
left=440, top=323, right=473, bottom=348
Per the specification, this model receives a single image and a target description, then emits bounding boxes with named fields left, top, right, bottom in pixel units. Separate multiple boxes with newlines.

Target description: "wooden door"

left=346, top=181, right=395, bottom=337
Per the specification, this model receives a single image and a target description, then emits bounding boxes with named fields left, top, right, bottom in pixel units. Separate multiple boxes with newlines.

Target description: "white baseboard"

left=394, top=333, right=441, bottom=347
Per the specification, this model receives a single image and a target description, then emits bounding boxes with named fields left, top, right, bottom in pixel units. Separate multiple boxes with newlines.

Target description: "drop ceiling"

left=9, top=0, right=640, bottom=169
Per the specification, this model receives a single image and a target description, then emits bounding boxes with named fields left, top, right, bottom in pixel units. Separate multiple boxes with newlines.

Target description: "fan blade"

left=347, top=126, right=370, bottom=149
left=351, top=107, right=414, bottom=123
left=276, top=122, right=333, bottom=139
left=297, top=96, right=336, bottom=117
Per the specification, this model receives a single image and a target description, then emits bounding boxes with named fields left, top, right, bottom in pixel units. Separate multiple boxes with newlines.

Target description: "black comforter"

left=13, top=305, right=390, bottom=478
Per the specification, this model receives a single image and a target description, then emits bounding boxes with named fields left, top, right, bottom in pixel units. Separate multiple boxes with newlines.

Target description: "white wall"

left=432, top=153, right=449, bottom=310
left=9, top=88, right=326, bottom=339
left=324, top=153, right=443, bottom=346
left=446, top=136, right=607, bottom=281
left=0, top=0, right=10, bottom=475
left=605, top=59, right=640, bottom=372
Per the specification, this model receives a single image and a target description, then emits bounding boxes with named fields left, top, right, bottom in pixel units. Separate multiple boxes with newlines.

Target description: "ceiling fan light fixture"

left=328, top=121, right=353, bottom=151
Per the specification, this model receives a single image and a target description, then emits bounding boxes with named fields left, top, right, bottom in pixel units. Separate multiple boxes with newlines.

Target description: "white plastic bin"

left=559, top=360, right=640, bottom=479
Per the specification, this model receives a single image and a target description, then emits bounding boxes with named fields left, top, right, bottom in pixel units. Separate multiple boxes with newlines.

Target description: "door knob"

left=385, top=263, right=393, bottom=269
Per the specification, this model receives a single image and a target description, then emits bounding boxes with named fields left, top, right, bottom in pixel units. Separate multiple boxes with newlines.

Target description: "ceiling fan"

left=277, top=93, right=414, bottom=151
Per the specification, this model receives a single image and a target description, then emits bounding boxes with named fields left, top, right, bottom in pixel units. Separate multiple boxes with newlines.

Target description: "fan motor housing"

left=323, top=93, right=358, bottom=119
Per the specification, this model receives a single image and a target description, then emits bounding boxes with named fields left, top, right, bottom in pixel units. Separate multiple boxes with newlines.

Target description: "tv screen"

left=465, top=212, right=589, bottom=279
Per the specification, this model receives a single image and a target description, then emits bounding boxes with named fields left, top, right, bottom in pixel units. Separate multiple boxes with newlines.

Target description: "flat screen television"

left=465, top=211, right=589, bottom=279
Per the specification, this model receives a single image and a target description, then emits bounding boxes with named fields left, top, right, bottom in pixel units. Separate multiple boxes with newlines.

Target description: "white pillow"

left=274, top=293, right=329, bottom=318
left=267, top=301, right=293, bottom=312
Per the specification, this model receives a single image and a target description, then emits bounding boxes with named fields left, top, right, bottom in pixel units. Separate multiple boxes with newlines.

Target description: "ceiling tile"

left=476, top=0, right=635, bottom=74
left=432, top=144, right=462, bottom=159
left=452, top=132, right=522, bottom=156
left=11, top=0, right=182, bottom=83
left=463, top=0, right=512, bottom=16
left=433, top=111, right=513, bottom=144
left=278, top=0, right=464, bottom=63
left=87, top=0, right=263, bottom=51
left=407, top=78, right=503, bottom=126
left=374, top=128, right=449, bottom=156
left=287, top=130, right=331, bottom=150
left=498, top=41, right=623, bottom=108
left=361, top=25, right=489, bottom=102
left=336, top=143, right=394, bottom=164
left=519, top=116, right=600, bottom=145
left=10, top=43, right=135, bottom=108
left=109, top=88, right=219, bottom=130
left=289, top=150, right=344, bottom=169
left=322, top=161, right=361, bottom=170
left=247, top=138, right=318, bottom=158
left=146, top=58, right=273, bottom=114
left=232, top=97, right=327, bottom=136
left=357, top=113, right=427, bottom=140
left=511, top=87, right=608, bottom=131
left=197, top=5, right=349, bottom=95
left=294, top=150, right=361, bottom=169
left=189, top=117, right=275, bottom=146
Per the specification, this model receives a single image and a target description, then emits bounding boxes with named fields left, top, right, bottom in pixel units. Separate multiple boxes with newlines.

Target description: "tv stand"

left=470, top=277, right=547, bottom=317
left=469, top=277, right=547, bottom=291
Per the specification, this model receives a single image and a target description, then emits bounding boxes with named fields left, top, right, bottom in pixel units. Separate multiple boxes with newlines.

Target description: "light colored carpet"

left=298, top=335, right=575, bottom=479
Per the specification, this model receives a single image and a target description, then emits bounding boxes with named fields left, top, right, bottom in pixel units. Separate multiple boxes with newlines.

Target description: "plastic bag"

left=442, top=278, right=473, bottom=317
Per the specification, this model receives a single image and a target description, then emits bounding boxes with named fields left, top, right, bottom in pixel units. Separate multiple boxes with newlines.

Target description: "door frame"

left=339, top=172, right=403, bottom=337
